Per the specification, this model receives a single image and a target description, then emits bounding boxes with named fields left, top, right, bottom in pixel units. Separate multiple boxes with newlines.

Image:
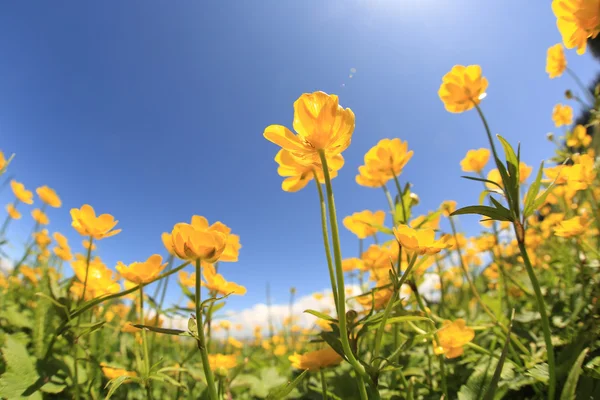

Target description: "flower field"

left=1, top=2, right=600, bottom=399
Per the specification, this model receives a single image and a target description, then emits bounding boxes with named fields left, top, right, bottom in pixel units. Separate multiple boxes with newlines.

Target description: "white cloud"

left=0, top=258, right=14, bottom=273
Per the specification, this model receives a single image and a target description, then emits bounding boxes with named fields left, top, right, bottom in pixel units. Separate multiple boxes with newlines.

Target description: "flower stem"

left=318, top=150, right=372, bottom=397
left=195, top=259, right=219, bottom=400
left=314, top=174, right=339, bottom=313
left=517, top=240, right=555, bottom=399
left=78, top=236, right=94, bottom=306
left=391, top=174, right=407, bottom=224
left=320, top=369, right=328, bottom=400
left=474, top=104, right=500, bottom=164
left=139, top=285, right=153, bottom=399
left=382, top=185, right=395, bottom=214
left=567, top=67, right=595, bottom=104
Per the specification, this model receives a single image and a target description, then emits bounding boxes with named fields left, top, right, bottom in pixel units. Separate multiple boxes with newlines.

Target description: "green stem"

left=73, top=235, right=93, bottom=400
left=314, top=174, right=339, bottom=312
left=0, top=199, right=18, bottom=238
left=391, top=174, right=407, bottom=224
left=318, top=150, right=372, bottom=397
left=195, top=259, right=218, bottom=400
left=567, top=68, right=595, bottom=104
left=474, top=104, right=500, bottom=163
left=140, top=285, right=153, bottom=399
left=382, top=185, right=395, bottom=214
left=438, top=354, right=449, bottom=398
left=320, top=369, right=328, bottom=400
left=588, top=189, right=600, bottom=249
left=78, top=236, right=94, bottom=306
left=517, top=240, right=555, bottom=399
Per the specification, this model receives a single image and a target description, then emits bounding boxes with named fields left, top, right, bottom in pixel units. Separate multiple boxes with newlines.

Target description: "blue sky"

left=0, top=1, right=598, bottom=314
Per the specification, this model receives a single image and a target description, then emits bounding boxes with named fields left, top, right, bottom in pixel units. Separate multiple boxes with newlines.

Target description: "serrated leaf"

left=451, top=205, right=513, bottom=222
left=266, top=369, right=309, bottom=400
left=0, top=335, right=42, bottom=400
left=304, top=309, right=337, bottom=322
left=560, top=348, right=589, bottom=400
left=1, top=304, right=33, bottom=329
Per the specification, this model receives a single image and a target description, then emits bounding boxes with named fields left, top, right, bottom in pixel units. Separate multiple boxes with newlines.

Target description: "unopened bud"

left=565, top=89, right=573, bottom=99
left=410, top=193, right=420, bottom=206
left=346, top=310, right=358, bottom=322
left=546, top=132, right=554, bottom=141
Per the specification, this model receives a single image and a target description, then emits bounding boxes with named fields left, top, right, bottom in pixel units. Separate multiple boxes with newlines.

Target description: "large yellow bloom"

left=31, top=208, right=49, bottom=225
left=274, top=149, right=343, bottom=192
left=567, top=125, right=592, bottom=148
left=36, top=186, right=61, bottom=208
left=433, top=319, right=475, bottom=359
left=6, top=204, right=21, bottom=220
left=393, top=224, right=448, bottom=255
left=438, top=65, right=488, bottom=113
left=546, top=43, right=567, bottom=78
left=116, top=254, right=166, bottom=284
left=552, top=104, right=573, bottom=127
left=343, top=210, right=386, bottom=239
left=460, top=148, right=490, bottom=173
left=358, top=138, right=414, bottom=183
left=553, top=0, right=600, bottom=55
left=166, top=216, right=228, bottom=262
left=202, top=263, right=246, bottom=296
left=71, top=204, right=121, bottom=239
left=289, top=347, right=343, bottom=371
left=554, top=215, right=591, bottom=237
left=263, top=91, right=355, bottom=163
left=10, top=180, right=33, bottom=205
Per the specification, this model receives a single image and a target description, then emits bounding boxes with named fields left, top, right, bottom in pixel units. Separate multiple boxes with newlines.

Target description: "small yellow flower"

left=355, top=165, right=390, bottom=188
left=460, top=148, right=490, bottom=174
left=6, top=204, right=21, bottom=220
left=289, top=347, right=343, bottom=371
left=82, top=239, right=97, bottom=251
left=10, top=180, right=33, bottom=205
left=440, top=200, right=457, bottom=217
left=343, top=210, right=386, bottom=239
left=554, top=215, right=591, bottom=237
left=228, top=337, right=244, bottom=349
left=485, top=169, right=504, bottom=191
left=567, top=125, right=592, bottom=148
left=167, top=216, right=228, bottom=262
left=393, top=224, right=448, bottom=255
left=356, top=138, right=414, bottom=185
left=31, top=208, right=49, bottom=225
left=438, top=65, right=488, bottom=113
left=71, top=204, right=121, bottom=239
left=274, top=149, right=343, bottom=192
left=116, top=254, right=166, bottom=284
left=219, top=320, right=231, bottom=330
left=546, top=43, right=567, bottom=78
left=433, top=319, right=475, bottom=359
left=519, top=162, right=533, bottom=183
left=202, top=263, right=246, bottom=296
left=101, top=365, right=137, bottom=380
left=0, top=151, right=6, bottom=171
left=342, top=257, right=365, bottom=272
left=53, top=245, right=73, bottom=261
left=263, top=91, right=355, bottom=164
left=565, top=153, right=597, bottom=190
left=552, top=104, right=573, bottom=127
left=208, top=354, right=238, bottom=371
left=34, top=229, right=52, bottom=248
left=36, top=186, right=62, bottom=208
left=178, top=271, right=196, bottom=287
left=21, top=265, right=40, bottom=284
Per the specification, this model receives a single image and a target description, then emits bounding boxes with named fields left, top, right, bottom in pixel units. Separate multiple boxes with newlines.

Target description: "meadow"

left=1, top=2, right=600, bottom=399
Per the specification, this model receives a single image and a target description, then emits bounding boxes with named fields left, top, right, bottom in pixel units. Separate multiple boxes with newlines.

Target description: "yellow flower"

left=208, top=354, right=238, bottom=371
left=219, top=320, right=231, bottom=330
left=10, top=180, right=33, bottom=205
left=315, top=318, right=333, bottom=332
left=355, top=165, right=390, bottom=188
left=409, top=212, right=441, bottom=230
left=228, top=337, right=244, bottom=349
left=167, top=216, right=228, bottom=262
left=342, top=257, right=365, bottom=272
left=82, top=239, right=97, bottom=251
left=356, top=286, right=394, bottom=311
left=208, top=221, right=241, bottom=262
left=274, top=149, right=343, bottom=192
left=202, top=263, right=246, bottom=296
left=546, top=43, right=567, bottom=78
left=289, top=347, right=343, bottom=371
left=357, top=138, right=414, bottom=184
left=70, top=256, right=121, bottom=300
left=263, top=91, right=355, bottom=163
left=313, top=292, right=324, bottom=300
left=553, top=0, right=600, bottom=54
left=21, top=265, right=40, bottom=284
left=71, top=204, right=121, bottom=239
left=460, top=148, right=490, bottom=174
left=552, top=104, right=573, bottom=127
left=178, top=270, right=196, bottom=287
left=6, top=204, right=21, bottom=220
left=101, top=365, right=137, bottom=380
left=54, top=245, right=73, bottom=261
left=0, top=151, right=6, bottom=171
left=433, top=319, right=475, bottom=359
left=565, top=153, right=597, bottom=190
left=393, top=224, right=448, bottom=255
left=34, top=229, right=52, bottom=248
left=343, top=210, right=386, bottom=239
left=554, top=215, right=591, bottom=237
left=519, top=162, right=533, bottom=183
left=567, top=125, right=592, bottom=147
left=36, top=186, right=61, bottom=208
left=116, top=254, right=166, bottom=284
left=440, top=200, right=457, bottom=217
left=438, top=65, right=488, bottom=113
left=486, top=169, right=504, bottom=191
left=31, top=208, right=49, bottom=225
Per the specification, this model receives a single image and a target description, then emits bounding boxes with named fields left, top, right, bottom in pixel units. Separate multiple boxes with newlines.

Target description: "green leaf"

left=451, top=205, right=513, bottom=222
left=0, top=335, right=42, bottom=400
left=560, top=348, right=589, bottom=400
left=526, top=363, right=549, bottom=384
left=482, top=311, right=514, bottom=400
left=320, top=331, right=346, bottom=361
left=104, top=375, right=135, bottom=400
left=266, top=369, right=309, bottom=400
left=132, top=325, right=189, bottom=336
left=462, top=175, right=505, bottom=190
left=303, top=309, right=337, bottom=322
left=412, top=210, right=442, bottom=229
left=361, top=315, right=432, bottom=331
left=76, top=320, right=106, bottom=339
left=489, top=196, right=511, bottom=216
left=523, top=161, right=545, bottom=218
left=0, top=304, right=33, bottom=329
left=497, top=135, right=520, bottom=184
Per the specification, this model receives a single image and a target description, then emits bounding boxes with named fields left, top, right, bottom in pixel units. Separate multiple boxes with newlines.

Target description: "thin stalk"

left=517, top=240, right=555, bottom=399
left=567, top=67, right=595, bottom=104
left=73, top=235, right=93, bottom=400
left=435, top=257, right=446, bottom=317
left=588, top=189, right=600, bottom=249
left=382, top=185, right=395, bottom=214
left=195, top=259, right=218, bottom=400
left=474, top=104, right=501, bottom=163
left=140, top=285, right=153, bottom=399
left=78, top=236, right=94, bottom=306
left=318, top=150, right=372, bottom=396
left=391, top=174, right=407, bottom=224
left=320, top=369, right=328, bottom=400
left=0, top=199, right=18, bottom=237
left=315, top=174, right=339, bottom=312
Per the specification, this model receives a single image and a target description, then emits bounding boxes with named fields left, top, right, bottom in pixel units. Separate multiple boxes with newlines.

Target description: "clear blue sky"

left=0, top=1, right=598, bottom=312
